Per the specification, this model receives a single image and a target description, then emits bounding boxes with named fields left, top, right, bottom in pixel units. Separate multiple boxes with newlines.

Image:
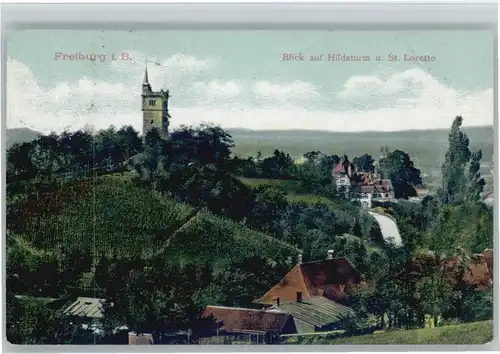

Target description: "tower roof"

left=143, top=65, right=149, bottom=85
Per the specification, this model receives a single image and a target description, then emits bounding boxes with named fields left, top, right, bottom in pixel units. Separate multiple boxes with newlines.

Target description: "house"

left=201, top=306, right=297, bottom=343
left=415, top=187, right=429, bottom=197
left=332, top=155, right=354, bottom=196
left=408, top=187, right=431, bottom=203
left=357, top=175, right=395, bottom=200
left=332, top=155, right=395, bottom=203
left=265, top=295, right=355, bottom=334
left=254, top=251, right=362, bottom=306
left=62, top=297, right=107, bottom=337
left=62, top=297, right=106, bottom=322
left=201, top=250, right=362, bottom=341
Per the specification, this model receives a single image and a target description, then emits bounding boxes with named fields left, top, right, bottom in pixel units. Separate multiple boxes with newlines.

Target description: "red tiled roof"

left=461, top=250, right=493, bottom=290
left=333, top=163, right=344, bottom=175
left=359, top=172, right=374, bottom=185
left=404, top=249, right=493, bottom=290
left=254, top=258, right=361, bottom=305
left=201, top=306, right=293, bottom=334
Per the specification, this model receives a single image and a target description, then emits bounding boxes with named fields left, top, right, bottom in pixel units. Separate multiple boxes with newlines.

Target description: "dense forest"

left=6, top=116, right=493, bottom=344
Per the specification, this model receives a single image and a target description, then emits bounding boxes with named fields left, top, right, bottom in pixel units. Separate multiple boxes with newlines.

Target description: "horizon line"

left=7, top=124, right=494, bottom=136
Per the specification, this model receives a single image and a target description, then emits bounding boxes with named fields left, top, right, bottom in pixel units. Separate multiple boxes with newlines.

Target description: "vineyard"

left=7, top=174, right=299, bottom=264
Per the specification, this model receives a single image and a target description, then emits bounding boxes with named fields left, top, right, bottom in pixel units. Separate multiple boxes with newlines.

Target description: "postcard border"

left=1, top=1, right=498, bottom=353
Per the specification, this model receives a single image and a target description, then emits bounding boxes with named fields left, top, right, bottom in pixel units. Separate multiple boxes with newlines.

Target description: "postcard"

left=5, top=29, right=494, bottom=346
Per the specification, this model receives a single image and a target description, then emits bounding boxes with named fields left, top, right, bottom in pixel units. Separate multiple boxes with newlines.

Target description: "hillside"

left=239, top=177, right=384, bottom=255
left=282, top=320, right=493, bottom=345
left=239, top=177, right=338, bottom=207
left=8, top=174, right=299, bottom=265
left=6, top=128, right=41, bottom=149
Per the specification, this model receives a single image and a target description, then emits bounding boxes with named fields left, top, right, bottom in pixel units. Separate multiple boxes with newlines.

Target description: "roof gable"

left=254, top=264, right=309, bottom=305
left=254, top=258, right=361, bottom=305
left=300, top=258, right=361, bottom=288
left=202, top=306, right=292, bottom=334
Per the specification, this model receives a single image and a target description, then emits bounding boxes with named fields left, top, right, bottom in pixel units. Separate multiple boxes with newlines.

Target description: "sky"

left=6, top=29, right=494, bottom=134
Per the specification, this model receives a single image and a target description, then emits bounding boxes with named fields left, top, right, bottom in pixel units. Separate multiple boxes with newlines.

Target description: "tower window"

left=149, top=100, right=156, bottom=106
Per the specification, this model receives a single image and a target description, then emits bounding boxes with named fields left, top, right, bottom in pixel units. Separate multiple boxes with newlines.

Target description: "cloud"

left=253, top=81, right=322, bottom=102
left=109, top=51, right=213, bottom=90
left=192, top=81, right=242, bottom=98
left=6, top=56, right=493, bottom=136
left=110, top=51, right=211, bottom=75
left=336, top=68, right=461, bottom=110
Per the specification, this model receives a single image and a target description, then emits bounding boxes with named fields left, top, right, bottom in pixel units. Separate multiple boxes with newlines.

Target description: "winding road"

left=368, top=211, right=403, bottom=247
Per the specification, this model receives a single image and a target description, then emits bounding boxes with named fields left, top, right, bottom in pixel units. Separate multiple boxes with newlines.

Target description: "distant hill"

left=227, top=126, right=493, bottom=161
left=228, top=125, right=494, bottom=188
left=6, top=128, right=41, bottom=149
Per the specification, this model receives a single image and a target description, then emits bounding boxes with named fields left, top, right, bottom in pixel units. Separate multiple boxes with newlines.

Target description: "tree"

left=65, top=130, right=93, bottom=173
left=438, top=116, right=471, bottom=205
left=303, top=151, right=324, bottom=164
left=172, top=164, right=252, bottom=221
left=33, top=133, right=62, bottom=181
left=456, top=287, right=493, bottom=323
left=6, top=235, right=62, bottom=296
left=353, top=154, right=375, bottom=173
left=260, top=149, right=295, bottom=179
left=7, top=142, right=40, bottom=201
left=206, top=256, right=288, bottom=308
left=6, top=293, right=61, bottom=344
left=103, top=258, right=213, bottom=337
left=378, top=150, right=422, bottom=199
left=116, top=125, right=143, bottom=163
left=169, top=124, right=234, bottom=171
left=94, top=127, right=124, bottom=171
left=415, top=263, right=456, bottom=327
left=421, top=195, right=439, bottom=231
left=295, top=163, right=329, bottom=194
left=246, top=186, right=289, bottom=235
left=133, top=128, right=171, bottom=186
left=465, top=150, right=485, bottom=203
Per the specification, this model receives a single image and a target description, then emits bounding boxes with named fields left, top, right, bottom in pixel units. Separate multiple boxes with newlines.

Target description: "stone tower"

left=141, top=66, right=171, bottom=138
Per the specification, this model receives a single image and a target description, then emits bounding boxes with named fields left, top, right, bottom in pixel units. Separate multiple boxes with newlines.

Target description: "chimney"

left=327, top=250, right=334, bottom=260
left=297, top=253, right=303, bottom=265
left=296, top=292, right=303, bottom=302
left=274, top=297, right=280, bottom=307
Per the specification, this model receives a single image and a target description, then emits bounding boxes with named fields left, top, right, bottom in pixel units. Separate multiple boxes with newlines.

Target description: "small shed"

left=62, top=297, right=106, bottom=325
